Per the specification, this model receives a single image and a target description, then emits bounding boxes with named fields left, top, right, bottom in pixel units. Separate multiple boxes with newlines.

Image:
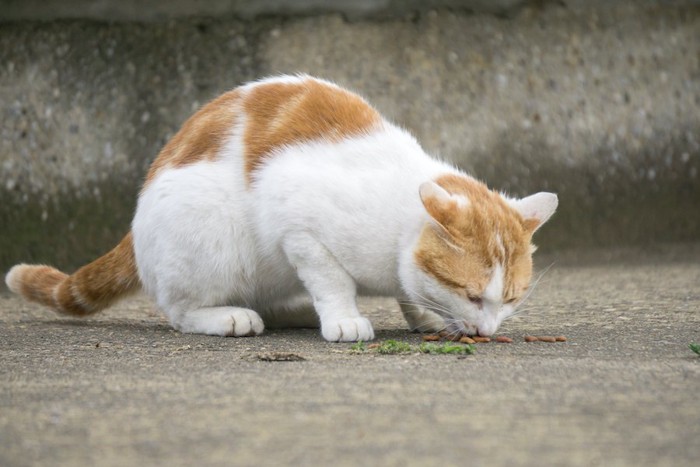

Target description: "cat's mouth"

left=443, top=320, right=478, bottom=337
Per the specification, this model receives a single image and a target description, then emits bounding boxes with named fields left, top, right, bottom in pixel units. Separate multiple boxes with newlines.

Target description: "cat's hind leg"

left=133, top=160, right=265, bottom=338
left=176, top=306, right=264, bottom=337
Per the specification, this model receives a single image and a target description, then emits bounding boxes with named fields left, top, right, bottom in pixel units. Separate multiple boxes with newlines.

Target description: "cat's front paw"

left=321, top=317, right=374, bottom=342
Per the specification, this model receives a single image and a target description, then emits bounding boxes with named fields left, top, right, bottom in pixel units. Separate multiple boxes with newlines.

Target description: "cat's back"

left=144, top=74, right=390, bottom=187
left=240, top=75, right=385, bottom=179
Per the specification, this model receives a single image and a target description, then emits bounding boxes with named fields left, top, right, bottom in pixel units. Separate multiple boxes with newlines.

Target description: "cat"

left=5, top=75, right=557, bottom=342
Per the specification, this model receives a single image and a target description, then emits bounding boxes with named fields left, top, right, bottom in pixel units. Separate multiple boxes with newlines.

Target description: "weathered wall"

left=0, top=0, right=567, bottom=21
left=1, top=1, right=699, bottom=273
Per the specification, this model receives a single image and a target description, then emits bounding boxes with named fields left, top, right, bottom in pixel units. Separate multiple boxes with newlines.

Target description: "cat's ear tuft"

left=419, top=181, right=463, bottom=226
left=511, top=192, right=558, bottom=233
left=419, top=182, right=464, bottom=250
left=419, top=181, right=452, bottom=207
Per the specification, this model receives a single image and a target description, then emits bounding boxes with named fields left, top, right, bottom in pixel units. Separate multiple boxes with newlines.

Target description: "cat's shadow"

left=34, top=318, right=415, bottom=342
left=38, top=318, right=172, bottom=334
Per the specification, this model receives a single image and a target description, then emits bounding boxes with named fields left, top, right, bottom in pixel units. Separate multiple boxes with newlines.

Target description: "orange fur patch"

left=144, top=90, right=242, bottom=186
left=66, top=232, right=139, bottom=314
left=415, top=174, right=533, bottom=302
left=242, top=78, right=381, bottom=182
left=10, top=234, right=139, bottom=316
left=14, top=265, right=67, bottom=307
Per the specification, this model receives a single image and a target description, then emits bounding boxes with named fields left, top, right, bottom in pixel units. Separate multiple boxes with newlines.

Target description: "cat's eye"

left=467, top=295, right=482, bottom=305
left=504, top=297, right=518, bottom=304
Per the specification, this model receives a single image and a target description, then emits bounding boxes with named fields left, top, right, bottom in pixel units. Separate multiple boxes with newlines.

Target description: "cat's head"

left=403, top=174, right=557, bottom=336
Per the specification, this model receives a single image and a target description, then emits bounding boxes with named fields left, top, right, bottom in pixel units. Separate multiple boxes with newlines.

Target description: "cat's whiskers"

left=505, top=263, right=554, bottom=321
left=400, top=289, right=454, bottom=318
left=403, top=295, right=465, bottom=334
left=408, top=318, right=444, bottom=332
left=401, top=301, right=453, bottom=319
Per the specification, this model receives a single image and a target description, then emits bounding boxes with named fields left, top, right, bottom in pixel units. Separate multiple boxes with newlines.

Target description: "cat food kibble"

left=459, top=336, right=476, bottom=344
left=495, top=336, right=513, bottom=343
left=524, top=335, right=567, bottom=343
left=422, top=334, right=441, bottom=342
left=472, top=336, right=491, bottom=343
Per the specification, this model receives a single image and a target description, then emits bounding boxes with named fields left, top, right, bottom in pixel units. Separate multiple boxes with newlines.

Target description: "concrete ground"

left=1, top=244, right=699, bottom=467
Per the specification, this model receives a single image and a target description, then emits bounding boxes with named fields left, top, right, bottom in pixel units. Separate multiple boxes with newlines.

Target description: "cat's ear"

left=419, top=181, right=453, bottom=207
left=419, top=181, right=465, bottom=226
left=419, top=182, right=465, bottom=251
left=510, top=192, right=558, bottom=233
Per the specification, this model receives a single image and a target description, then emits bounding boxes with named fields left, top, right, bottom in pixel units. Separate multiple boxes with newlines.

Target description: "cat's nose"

left=477, top=323, right=497, bottom=337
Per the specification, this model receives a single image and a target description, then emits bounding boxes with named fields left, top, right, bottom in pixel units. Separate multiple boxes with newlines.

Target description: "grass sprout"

left=419, top=342, right=475, bottom=355
left=350, top=339, right=475, bottom=356
left=376, top=340, right=413, bottom=354
left=350, top=341, right=367, bottom=352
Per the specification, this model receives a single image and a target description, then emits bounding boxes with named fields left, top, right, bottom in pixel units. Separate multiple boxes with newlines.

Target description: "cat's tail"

left=4, top=233, right=140, bottom=316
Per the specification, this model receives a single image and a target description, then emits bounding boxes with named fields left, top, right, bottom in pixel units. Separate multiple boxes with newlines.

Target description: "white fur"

left=402, top=262, right=511, bottom=337
left=5, top=264, right=27, bottom=294
left=509, top=192, right=559, bottom=231
left=131, top=77, right=556, bottom=341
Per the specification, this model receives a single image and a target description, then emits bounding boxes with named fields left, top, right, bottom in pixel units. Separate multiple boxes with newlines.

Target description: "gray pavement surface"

left=1, top=244, right=699, bottom=466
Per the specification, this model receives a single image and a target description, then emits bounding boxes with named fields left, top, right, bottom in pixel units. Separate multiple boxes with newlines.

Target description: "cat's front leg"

left=282, top=232, right=374, bottom=342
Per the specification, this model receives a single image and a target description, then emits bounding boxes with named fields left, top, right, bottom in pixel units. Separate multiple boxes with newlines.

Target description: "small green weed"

left=419, top=342, right=475, bottom=355
left=376, top=340, right=413, bottom=354
left=690, top=343, right=700, bottom=356
left=350, top=341, right=367, bottom=352
left=349, top=339, right=475, bottom=356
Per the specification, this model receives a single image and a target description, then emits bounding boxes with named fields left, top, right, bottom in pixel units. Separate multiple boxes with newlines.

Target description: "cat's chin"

left=444, top=320, right=478, bottom=337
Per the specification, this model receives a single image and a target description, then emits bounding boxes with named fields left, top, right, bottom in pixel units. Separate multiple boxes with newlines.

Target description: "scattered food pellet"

left=446, top=334, right=464, bottom=342
left=438, top=331, right=449, bottom=338
left=524, top=335, right=567, bottom=343
left=422, top=334, right=441, bottom=342
left=472, top=336, right=491, bottom=343
left=367, top=343, right=381, bottom=349
left=495, top=336, right=513, bottom=343
left=459, top=336, right=476, bottom=344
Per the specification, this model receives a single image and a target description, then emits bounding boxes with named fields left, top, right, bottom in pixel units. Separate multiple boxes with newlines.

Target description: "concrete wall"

left=0, top=1, right=574, bottom=21
left=1, top=1, right=699, bottom=273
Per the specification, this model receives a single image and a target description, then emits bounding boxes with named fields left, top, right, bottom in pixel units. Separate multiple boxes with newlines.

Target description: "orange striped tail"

left=5, top=233, right=140, bottom=316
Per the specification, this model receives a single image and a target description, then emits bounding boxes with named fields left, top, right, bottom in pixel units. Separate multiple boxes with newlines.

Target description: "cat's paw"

left=321, top=317, right=374, bottom=342
left=225, top=308, right=265, bottom=337
left=178, top=307, right=265, bottom=337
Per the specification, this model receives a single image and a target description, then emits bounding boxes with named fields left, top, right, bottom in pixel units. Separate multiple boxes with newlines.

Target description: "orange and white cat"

left=5, top=75, right=557, bottom=342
